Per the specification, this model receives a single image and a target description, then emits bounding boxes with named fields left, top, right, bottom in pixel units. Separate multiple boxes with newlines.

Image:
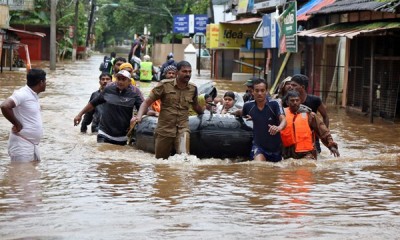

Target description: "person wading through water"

left=134, top=61, right=203, bottom=159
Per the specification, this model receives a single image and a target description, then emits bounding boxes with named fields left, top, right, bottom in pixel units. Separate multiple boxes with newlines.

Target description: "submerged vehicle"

left=131, top=114, right=253, bottom=159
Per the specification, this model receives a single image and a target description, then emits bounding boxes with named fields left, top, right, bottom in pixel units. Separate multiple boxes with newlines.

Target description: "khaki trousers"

left=155, top=131, right=190, bottom=159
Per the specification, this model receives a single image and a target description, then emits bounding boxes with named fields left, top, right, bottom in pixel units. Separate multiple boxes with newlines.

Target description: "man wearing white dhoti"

left=1, top=69, right=47, bottom=161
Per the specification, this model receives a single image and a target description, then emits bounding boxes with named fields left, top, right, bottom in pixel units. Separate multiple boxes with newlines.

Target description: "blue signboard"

left=173, top=15, right=189, bottom=34
left=262, top=13, right=279, bottom=48
left=194, top=14, right=208, bottom=33
left=174, top=14, right=208, bottom=34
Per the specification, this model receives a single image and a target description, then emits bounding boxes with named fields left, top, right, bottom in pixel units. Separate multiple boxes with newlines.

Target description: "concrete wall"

left=152, top=43, right=188, bottom=66
left=152, top=42, right=211, bottom=70
left=0, top=6, right=9, bottom=28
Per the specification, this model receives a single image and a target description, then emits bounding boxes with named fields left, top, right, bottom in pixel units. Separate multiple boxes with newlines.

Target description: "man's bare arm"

left=74, top=103, right=95, bottom=126
left=135, top=97, right=153, bottom=123
left=318, top=103, right=329, bottom=127
left=192, top=103, right=204, bottom=115
left=1, top=98, right=22, bottom=132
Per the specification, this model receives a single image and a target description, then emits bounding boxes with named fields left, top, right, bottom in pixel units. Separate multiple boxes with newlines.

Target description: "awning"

left=7, top=27, right=46, bottom=38
left=297, top=0, right=336, bottom=21
left=222, top=17, right=262, bottom=25
left=297, top=21, right=400, bottom=39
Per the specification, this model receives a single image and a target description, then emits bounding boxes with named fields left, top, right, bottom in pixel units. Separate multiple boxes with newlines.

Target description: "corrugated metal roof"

left=297, top=0, right=336, bottom=21
left=222, top=17, right=262, bottom=24
left=312, top=0, right=400, bottom=14
left=297, top=21, right=400, bottom=38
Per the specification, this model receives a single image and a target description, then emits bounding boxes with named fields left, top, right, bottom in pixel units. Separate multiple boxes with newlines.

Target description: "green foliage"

left=58, top=35, right=73, bottom=60
left=9, top=0, right=211, bottom=56
left=96, top=0, right=209, bottom=45
left=162, top=33, right=183, bottom=43
left=9, top=0, right=50, bottom=24
left=9, top=0, right=91, bottom=59
left=191, top=0, right=210, bottom=14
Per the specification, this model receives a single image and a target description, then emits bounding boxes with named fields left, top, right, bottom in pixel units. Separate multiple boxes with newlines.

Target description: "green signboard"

left=280, top=1, right=297, bottom=53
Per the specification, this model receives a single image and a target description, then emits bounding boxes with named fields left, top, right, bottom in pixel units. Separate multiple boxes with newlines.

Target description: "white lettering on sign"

left=263, top=26, right=270, bottom=36
left=284, top=13, right=295, bottom=25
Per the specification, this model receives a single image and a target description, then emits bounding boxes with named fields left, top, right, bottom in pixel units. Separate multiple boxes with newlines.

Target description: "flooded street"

left=1, top=54, right=400, bottom=239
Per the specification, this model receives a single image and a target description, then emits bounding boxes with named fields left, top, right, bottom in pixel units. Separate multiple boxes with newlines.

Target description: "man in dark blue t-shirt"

left=236, top=78, right=287, bottom=162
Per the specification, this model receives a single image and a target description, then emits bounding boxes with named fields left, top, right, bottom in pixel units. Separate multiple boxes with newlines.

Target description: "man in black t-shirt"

left=80, top=72, right=112, bottom=133
left=74, top=70, right=144, bottom=145
left=289, top=74, right=329, bottom=153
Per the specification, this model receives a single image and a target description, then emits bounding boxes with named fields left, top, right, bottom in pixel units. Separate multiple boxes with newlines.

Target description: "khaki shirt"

left=149, top=78, right=198, bottom=137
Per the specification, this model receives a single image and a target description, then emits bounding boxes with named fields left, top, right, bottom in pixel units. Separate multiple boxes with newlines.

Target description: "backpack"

left=99, top=62, right=105, bottom=72
left=103, top=56, right=113, bottom=73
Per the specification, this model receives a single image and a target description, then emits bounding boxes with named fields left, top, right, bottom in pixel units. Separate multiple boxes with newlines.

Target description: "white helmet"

left=143, top=55, right=151, bottom=61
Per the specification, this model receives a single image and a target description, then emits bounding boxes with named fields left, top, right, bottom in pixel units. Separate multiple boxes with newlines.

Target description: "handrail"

left=233, top=59, right=264, bottom=72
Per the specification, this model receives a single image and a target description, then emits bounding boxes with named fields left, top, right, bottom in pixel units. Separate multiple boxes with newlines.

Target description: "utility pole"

left=86, top=0, right=96, bottom=48
left=72, top=0, right=79, bottom=62
left=209, top=0, right=214, bottom=23
left=50, top=0, right=57, bottom=70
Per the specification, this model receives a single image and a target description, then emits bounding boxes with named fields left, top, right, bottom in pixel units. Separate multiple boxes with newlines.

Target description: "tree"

left=10, top=0, right=91, bottom=60
left=95, top=0, right=209, bottom=45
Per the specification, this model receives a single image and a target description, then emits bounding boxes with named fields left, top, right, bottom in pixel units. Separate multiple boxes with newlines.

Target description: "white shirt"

left=10, top=85, right=43, bottom=144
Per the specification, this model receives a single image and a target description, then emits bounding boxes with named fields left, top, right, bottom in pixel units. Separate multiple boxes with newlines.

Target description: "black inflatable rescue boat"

left=132, top=113, right=253, bottom=158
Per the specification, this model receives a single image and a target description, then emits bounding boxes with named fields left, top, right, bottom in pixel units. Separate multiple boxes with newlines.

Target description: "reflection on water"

left=0, top=162, right=42, bottom=216
left=0, top=55, right=400, bottom=239
left=276, top=168, right=313, bottom=219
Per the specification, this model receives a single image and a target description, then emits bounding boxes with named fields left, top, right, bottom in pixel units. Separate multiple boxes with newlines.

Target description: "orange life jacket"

left=281, top=108, right=314, bottom=153
left=151, top=100, right=161, bottom=113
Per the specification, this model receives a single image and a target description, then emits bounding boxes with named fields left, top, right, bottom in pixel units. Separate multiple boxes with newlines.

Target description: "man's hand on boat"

left=131, top=116, right=139, bottom=124
left=206, top=101, right=216, bottom=107
left=230, top=109, right=252, bottom=120
left=243, top=115, right=252, bottom=121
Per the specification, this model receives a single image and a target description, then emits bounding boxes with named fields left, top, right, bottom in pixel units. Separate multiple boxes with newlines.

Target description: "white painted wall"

left=213, top=4, right=236, bottom=24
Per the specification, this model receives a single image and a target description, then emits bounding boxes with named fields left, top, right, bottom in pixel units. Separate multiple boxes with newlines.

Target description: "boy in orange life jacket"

left=281, top=90, right=340, bottom=160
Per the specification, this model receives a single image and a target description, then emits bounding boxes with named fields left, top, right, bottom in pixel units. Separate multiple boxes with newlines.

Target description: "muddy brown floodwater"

left=0, top=54, right=399, bottom=239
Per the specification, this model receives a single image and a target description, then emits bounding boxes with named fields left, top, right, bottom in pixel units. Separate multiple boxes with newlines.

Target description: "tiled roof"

left=312, top=0, right=400, bottom=14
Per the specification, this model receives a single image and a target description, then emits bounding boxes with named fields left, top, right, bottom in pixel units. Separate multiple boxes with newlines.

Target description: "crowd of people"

left=75, top=48, right=341, bottom=161
left=0, top=42, right=340, bottom=162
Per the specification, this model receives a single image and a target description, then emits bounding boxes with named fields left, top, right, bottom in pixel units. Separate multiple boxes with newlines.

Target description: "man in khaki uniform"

left=135, top=61, right=204, bottom=159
